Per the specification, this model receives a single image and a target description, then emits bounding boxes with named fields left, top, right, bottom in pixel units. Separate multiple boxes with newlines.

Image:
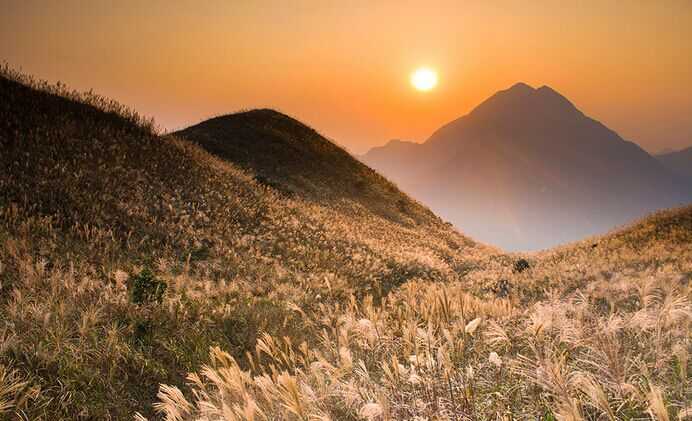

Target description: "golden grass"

left=1, top=66, right=690, bottom=420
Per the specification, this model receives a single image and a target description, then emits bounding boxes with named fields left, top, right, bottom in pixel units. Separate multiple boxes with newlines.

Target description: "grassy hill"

left=0, top=68, right=689, bottom=420
left=0, top=68, right=493, bottom=419
left=174, top=110, right=437, bottom=225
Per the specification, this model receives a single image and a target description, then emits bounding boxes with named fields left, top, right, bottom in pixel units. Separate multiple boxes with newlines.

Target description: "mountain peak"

left=363, top=80, right=691, bottom=250
left=469, top=82, right=578, bottom=120
left=502, top=83, right=570, bottom=103
left=536, top=85, right=575, bottom=107
left=537, top=84, right=558, bottom=94
left=507, top=82, right=535, bottom=93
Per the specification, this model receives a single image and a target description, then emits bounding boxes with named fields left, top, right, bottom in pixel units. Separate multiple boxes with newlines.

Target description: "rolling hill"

left=1, top=69, right=689, bottom=420
left=362, top=82, right=692, bottom=250
left=0, top=68, right=492, bottom=419
left=173, top=110, right=436, bottom=225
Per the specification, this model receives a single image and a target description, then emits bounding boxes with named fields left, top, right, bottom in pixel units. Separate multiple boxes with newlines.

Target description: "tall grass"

left=1, top=63, right=157, bottom=135
left=1, top=67, right=689, bottom=420
left=149, top=271, right=690, bottom=420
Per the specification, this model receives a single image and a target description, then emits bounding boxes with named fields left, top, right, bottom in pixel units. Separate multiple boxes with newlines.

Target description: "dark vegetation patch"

left=513, top=258, right=530, bottom=273
left=128, top=268, right=167, bottom=305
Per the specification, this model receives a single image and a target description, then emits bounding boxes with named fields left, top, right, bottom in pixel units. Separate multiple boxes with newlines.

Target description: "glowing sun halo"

left=411, top=67, right=438, bottom=91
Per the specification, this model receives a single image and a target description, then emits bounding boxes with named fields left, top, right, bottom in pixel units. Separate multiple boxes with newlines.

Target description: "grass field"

left=0, top=67, right=689, bottom=420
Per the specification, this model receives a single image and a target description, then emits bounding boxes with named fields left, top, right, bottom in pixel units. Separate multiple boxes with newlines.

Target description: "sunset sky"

left=2, top=0, right=691, bottom=154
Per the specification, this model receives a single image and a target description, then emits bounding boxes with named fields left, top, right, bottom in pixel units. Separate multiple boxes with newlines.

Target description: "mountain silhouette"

left=362, top=82, right=692, bottom=250
left=657, top=146, right=692, bottom=184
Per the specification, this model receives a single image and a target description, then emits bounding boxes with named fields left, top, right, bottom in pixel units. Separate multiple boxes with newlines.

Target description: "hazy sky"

left=2, top=0, right=691, bottom=154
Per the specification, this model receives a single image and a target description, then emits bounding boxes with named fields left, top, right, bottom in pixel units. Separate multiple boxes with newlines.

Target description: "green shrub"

left=127, top=268, right=167, bottom=305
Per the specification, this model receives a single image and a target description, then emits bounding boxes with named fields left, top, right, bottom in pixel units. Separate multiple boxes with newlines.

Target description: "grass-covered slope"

left=152, top=207, right=691, bottom=421
left=174, top=110, right=436, bottom=225
left=0, top=70, right=491, bottom=419
left=516, top=205, right=692, bottom=301
left=541, top=205, right=692, bottom=269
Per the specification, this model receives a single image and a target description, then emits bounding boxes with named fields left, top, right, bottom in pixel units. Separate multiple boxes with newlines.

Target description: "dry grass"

left=1, top=67, right=690, bottom=420
left=149, top=267, right=690, bottom=420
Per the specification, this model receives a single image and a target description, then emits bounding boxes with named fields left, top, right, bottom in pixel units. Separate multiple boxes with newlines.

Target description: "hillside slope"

left=174, top=111, right=435, bottom=225
left=362, top=83, right=691, bottom=250
left=153, top=208, right=691, bottom=421
left=0, top=70, right=492, bottom=419
left=531, top=205, right=692, bottom=295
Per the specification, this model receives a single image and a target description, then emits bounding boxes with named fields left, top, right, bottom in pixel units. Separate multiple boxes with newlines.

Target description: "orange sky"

left=2, top=1, right=691, bottom=154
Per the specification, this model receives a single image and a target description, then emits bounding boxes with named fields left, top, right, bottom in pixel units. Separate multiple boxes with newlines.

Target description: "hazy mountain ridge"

left=363, top=82, right=692, bottom=250
left=657, top=146, right=692, bottom=182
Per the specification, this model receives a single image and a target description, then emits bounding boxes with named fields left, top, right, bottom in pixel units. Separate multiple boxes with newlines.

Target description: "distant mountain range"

left=362, top=82, right=692, bottom=250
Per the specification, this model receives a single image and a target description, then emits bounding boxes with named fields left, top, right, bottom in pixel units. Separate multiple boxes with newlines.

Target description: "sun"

left=411, top=67, right=438, bottom=91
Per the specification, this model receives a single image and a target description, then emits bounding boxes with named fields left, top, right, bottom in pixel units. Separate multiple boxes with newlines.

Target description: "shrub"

left=127, top=268, right=167, bottom=305
left=513, top=258, right=530, bottom=273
